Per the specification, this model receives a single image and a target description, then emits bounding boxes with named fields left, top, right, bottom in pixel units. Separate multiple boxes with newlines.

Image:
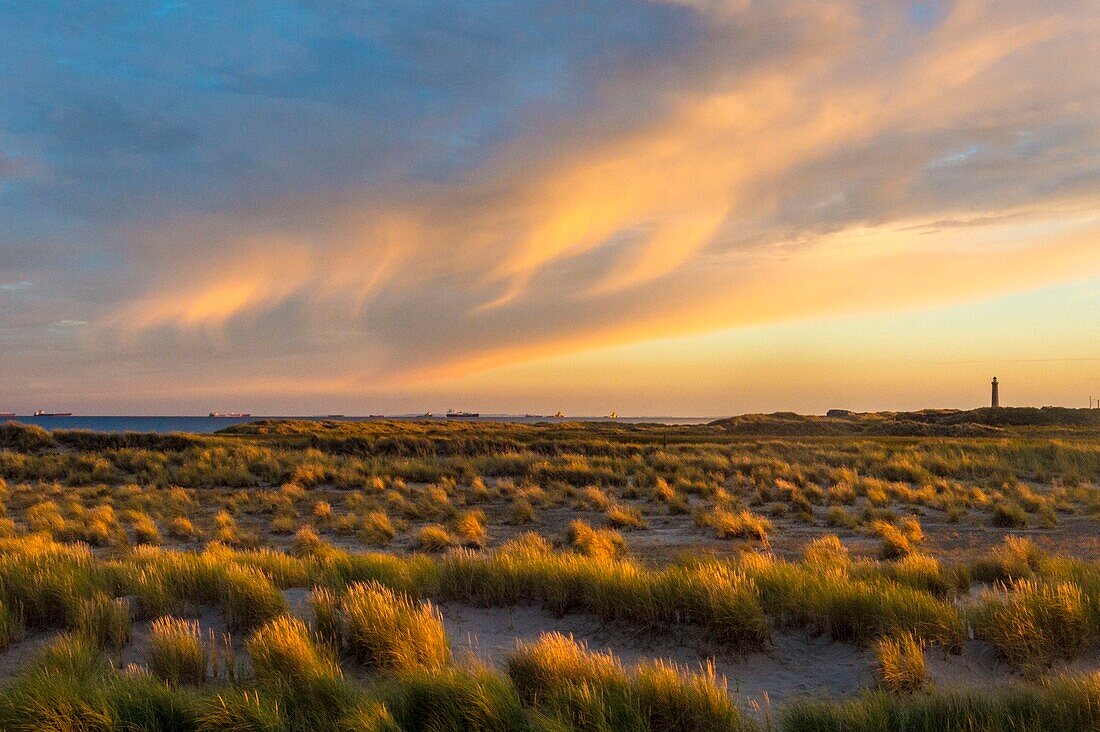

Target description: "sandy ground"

left=441, top=600, right=874, bottom=715
left=2, top=586, right=1098, bottom=722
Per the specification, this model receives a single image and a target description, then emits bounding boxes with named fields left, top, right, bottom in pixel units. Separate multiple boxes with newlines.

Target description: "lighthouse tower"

left=991, top=377, right=1000, bottom=408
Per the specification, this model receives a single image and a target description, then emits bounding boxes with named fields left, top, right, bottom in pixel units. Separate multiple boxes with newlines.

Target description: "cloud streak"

left=2, top=0, right=1099, bottom=410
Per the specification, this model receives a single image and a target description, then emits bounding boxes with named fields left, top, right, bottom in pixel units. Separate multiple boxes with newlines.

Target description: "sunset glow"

left=1, top=1, right=1097, bottom=414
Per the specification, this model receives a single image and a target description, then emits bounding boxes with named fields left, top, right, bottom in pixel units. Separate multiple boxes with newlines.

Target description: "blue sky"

left=1, top=0, right=1098, bottom=414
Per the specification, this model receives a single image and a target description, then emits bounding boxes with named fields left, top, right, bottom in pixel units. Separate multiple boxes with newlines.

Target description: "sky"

left=1, top=0, right=1098, bottom=416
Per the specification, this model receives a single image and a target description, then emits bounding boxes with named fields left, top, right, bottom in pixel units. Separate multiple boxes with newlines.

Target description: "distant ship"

left=209, top=412, right=251, bottom=418
left=525, top=413, right=546, bottom=418
left=34, top=410, right=72, bottom=417
left=368, top=414, right=385, bottom=418
left=446, top=409, right=479, bottom=418
left=0, top=412, right=14, bottom=418
left=606, top=412, right=618, bottom=419
left=554, top=411, right=565, bottom=418
left=420, top=412, right=433, bottom=418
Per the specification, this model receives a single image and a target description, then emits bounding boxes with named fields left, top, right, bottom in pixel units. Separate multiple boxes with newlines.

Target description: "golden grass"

left=414, top=524, right=452, bottom=553
left=566, top=519, right=627, bottom=559
left=873, top=632, right=926, bottom=693
left=149, top=616, right=207, bottom=684
left=248, top=614, right=341, bottom=683
left=340, top=581, right=450, bottom=673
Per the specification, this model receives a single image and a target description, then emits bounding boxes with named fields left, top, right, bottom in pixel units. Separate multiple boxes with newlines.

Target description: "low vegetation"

left=0, top=417, right=1094, bottom=729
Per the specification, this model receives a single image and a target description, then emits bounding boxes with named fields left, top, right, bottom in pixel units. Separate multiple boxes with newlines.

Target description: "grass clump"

left=379, top=668, right=526, bottom=732
left=222, top=565, right=287, bottom=633
left=970, top=578, right=1090, bottom=676
left=604, top=503, right=647, bottom=529
left=507, top=632, right=752, bottom=732
left=783, top=676, right=1100, bottom=732
left=802, top=535, right=850, bottom=568
left=452, top=509, right=487, bottom=548
left=149, top=616, right=207, bottom=684
left=248, top=614, right=341, bottom=684
left=567, top=519, right=627, bottom=559
left=338, top=581, right=450, bottom=673
left=972, top=536, right=1045, bottom=582
left=0, top=600, right=24, bottom=652
left=199, top=689, right=285, bottom=731
left=167, top=515, right=196, bottom=540
left=992, top=500, right=1029, bottom=528
left=359, top=511, right=396, bottom=547
left=874, top=632, right=926, bottom=693
left=74, top=593, right=131, bottom=653
left=739, top=553, right=963, bottom=650
left=871, top=518, right=923, bottom=560
left=414, top=524, right=453, bottom=552
left=699, top=507, right=772, bottom=542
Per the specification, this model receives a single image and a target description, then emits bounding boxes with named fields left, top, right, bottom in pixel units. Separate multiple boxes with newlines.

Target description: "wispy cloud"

left=1, top=0, right=1099, bottom=410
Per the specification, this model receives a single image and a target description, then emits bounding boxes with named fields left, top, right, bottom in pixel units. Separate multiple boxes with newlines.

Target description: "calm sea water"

left=6, top=415, right=714, bottom=434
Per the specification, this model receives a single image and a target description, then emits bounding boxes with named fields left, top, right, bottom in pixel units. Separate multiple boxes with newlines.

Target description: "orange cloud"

left=99, top=0, right=1100, bottom=395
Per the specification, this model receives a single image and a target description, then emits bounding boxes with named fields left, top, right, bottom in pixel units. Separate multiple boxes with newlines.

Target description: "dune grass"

left=149, top=617, right=208, bottom=685
left=566, top=519, right=627, bottom=559
left=507, top=632, right=754, bottom=732
left=248, top=614, right=341, bottom=684
left=874, top=632, right=926, bottom=693
left=333, top=581, right=450, bottom=674
left=74, top=592, right=131, bottom=653
left=783, top=675, right=1100, bottom=732
left=970, top=578, right=1090, bottom=676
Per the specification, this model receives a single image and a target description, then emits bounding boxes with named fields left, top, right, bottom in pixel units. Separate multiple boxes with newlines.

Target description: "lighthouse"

left=991, top=377, right=999, bottom=408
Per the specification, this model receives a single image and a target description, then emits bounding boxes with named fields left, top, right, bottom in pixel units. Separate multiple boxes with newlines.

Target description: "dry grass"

left=149, top=616, right=207, bottom=684
left=248, top=614, right=341, bottom=683
left=414, top=524, right=453, bottom=552
left=873, top=632, right=927, bottom=693
left=971, top=578, right=1090, bottom=676
left=359, top=511, right=396, bottom=547
left=340, top=581, right=450, bottom=673
left=700, top=507, right=773, bottom=542
left=566, top=519, right=627, bottom=559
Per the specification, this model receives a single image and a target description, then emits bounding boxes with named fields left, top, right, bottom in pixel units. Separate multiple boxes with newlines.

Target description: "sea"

left=5, top=415, right=714, bottom=434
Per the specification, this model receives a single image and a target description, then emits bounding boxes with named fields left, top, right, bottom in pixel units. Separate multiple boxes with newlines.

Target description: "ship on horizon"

left=446, top=409, right=479, bottom=418
left=0, top=412, right=15, bottom=418
left=34, top=410, right=72, bottom=417
left=209, top=412, right=251, bottom=418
